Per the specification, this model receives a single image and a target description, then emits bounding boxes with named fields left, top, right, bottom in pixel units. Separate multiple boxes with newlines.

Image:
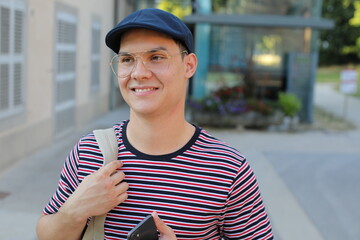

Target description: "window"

left=55, top=7, right=77, bottom=135
left=90, top=18, right=101, bottom=91
left=0, top=0, right=25, bottom=119
left=212, top=0, right=317, bottom=17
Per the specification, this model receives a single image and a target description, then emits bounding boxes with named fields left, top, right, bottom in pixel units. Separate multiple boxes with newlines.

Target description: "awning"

left=184, top=14, right=334, bottom=29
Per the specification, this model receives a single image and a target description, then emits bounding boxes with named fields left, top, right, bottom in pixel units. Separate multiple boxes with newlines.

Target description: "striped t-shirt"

left=44, top=121, right=273, bottom=239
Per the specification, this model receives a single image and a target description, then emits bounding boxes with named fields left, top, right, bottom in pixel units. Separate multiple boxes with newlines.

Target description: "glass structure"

left=212, top=0, right=322, bottom=17
left=130, top=0, right=332, bottom=122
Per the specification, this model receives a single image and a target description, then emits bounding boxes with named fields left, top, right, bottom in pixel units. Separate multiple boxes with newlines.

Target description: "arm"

left=36, top=161, right=128, bottom=240
left=36, top=212, right=86, bottom=240
left=223, top=160, right=273, bottom=239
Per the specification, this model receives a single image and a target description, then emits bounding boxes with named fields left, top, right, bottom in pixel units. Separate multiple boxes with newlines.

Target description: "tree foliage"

left=320, top=0, right=360, bottom=65
left=157, top=0, right=192, bottom=19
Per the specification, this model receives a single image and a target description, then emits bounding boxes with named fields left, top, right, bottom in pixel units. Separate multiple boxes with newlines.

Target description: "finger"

left=110, top=171, right=126, bottom=185
left=152, top=212, right=175, bottom=236
left=115, top=181, right=129, bottom=195
left=115, top=192, right=128, bottom=206
left=99, top=160, right=122, bottom=176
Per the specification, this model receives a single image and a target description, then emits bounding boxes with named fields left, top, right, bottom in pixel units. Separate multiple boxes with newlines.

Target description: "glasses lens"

left=139, top=50, right=171, bottom=75
left=110, top=55, right=119, bottom=76
left=110, top=50, right=175, bottom=78
left=110, top=54, right=135, bottom=78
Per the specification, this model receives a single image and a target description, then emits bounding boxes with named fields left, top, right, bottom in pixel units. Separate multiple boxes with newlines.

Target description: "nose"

left=130, top=56, right=152, bottom=79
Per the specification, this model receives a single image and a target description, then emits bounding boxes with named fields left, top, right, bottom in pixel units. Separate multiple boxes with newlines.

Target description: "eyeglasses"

left=110, top=49, right=188, bottom=78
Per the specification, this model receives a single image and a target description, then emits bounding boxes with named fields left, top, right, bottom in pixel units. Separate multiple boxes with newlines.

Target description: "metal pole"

left=343, top=94, right=349, bottom=120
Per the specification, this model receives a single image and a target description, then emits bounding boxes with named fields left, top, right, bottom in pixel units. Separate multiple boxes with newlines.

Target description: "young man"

left=37, top=8, right=273, bottom=240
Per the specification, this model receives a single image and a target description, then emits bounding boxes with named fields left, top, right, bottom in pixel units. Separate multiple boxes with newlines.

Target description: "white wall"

left=0, top=0, right=116, bottom=170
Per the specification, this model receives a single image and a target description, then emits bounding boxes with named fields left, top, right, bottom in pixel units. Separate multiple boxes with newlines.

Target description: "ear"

left=184, top=53, right=198, bottom=79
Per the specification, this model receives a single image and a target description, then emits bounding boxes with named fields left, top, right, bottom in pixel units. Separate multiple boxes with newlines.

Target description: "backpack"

left=82, top=128, right=118, bottom=240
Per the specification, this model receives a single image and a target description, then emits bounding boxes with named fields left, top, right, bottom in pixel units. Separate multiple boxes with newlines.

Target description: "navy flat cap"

left=105, top=8, right=194, bottom=53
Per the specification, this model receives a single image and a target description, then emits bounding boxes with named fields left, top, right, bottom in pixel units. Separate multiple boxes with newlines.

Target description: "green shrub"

left=278, top=92, right=302, bottom=117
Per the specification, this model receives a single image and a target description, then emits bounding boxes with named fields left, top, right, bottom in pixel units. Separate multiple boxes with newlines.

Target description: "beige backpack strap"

left=82, top=127, right=118, bottom=240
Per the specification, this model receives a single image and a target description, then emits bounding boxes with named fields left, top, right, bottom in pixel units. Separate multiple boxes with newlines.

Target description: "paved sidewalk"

left=213, top=128, right=360, bottom=240
left=0, top=107, right=131, bottom=240
left=315, top=83, right=360, bottom=128
left=0, top=84, right=359, bottom=240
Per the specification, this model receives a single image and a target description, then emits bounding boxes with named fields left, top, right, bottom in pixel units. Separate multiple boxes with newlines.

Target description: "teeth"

left=134, top=88, right=156, bottom=92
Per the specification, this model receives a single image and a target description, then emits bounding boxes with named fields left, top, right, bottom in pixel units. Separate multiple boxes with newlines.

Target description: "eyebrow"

left=118, top=47, right=168, bottom=55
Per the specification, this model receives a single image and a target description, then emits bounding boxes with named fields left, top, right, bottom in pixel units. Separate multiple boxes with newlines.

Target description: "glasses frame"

left=110, top=49, right=188, bottom=78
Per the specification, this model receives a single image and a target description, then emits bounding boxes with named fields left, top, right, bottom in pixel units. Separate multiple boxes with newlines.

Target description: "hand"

left=60, top=161, right=129, bottom=222
left=152, top=212, right=177, bottom=240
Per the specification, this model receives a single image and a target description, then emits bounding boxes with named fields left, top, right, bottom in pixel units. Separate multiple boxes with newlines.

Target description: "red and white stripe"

left=43, top=121, right=273, bottom=239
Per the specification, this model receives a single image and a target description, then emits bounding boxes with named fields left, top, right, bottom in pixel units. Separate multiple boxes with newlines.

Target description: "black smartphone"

left=127, top=215, right=159, bottom=240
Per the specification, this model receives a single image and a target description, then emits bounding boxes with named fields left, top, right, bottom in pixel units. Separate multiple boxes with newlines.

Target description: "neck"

left=126, top=110, right=195, bottom=155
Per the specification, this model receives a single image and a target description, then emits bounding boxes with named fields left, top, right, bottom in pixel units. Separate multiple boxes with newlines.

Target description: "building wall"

left=0, top=0, right=116, bottom=170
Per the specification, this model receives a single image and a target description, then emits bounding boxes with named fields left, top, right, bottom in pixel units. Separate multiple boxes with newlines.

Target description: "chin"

left=129, top=104, right=160, bottom=116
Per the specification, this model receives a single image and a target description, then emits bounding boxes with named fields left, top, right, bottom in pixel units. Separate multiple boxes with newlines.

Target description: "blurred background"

left=0, top=0, right=359, bottom=239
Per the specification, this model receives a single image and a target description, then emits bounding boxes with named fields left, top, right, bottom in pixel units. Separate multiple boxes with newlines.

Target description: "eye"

left=118, top=55, right=135, bottom=64
left=148, top=52, right=168, bottom=62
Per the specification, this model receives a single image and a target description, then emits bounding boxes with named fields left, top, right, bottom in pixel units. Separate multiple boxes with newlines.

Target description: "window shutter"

left=0, top=64, right=9, bottom=110
left=13, top=7, right=24, bottom=107
left=14, top=9, right=23, bottom=54
left=54, top=8, right=77, bottom=135
left=0, top=6, right=10, bottom=112
left=0, top=1, right=25, bottom=118
left=0, top=6, right=10, bottom=54
left=91, top=19, right=101, bottom=91
left=13, top=63, right=22, bottom=106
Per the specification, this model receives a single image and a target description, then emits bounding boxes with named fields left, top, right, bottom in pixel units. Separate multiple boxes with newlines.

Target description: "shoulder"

left=76, top=122, right=125, bottom=178
left=78, top=122, right=125, bottom=148
left=191, top=127, right=247, bottom=170
left=196, top=128, right=245, bottom=159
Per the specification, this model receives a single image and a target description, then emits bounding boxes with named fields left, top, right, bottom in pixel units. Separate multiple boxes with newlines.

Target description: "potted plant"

left=187, top=85, right=283, bottom=128
left=278, top=92, right=302, bottom=131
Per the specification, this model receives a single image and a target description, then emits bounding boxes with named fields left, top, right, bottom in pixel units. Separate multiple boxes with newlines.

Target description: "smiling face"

left=117, top=29, right=197, bottom=118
